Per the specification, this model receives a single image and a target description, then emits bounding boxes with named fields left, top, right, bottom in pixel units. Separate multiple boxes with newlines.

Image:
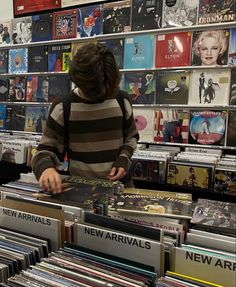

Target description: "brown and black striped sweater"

left=32, top=89, right=139, bottom=180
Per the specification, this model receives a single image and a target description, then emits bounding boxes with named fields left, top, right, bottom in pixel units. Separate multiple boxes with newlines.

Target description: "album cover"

left=229, top=69, right=236, bottom=105
left=8, top=48, right=28, bottom=74
left=156, top=70, right=190, bottom=104
left=53, top=9, right=77, bottom=40
left=48, top=75, right=71, bottom=102
left=130, top=159, right=160, bottom=183
left=214, top=168, right=236, bottom=196
left=188, top=110, right=226, bottom=145
left=32, top=13, right=53, bottom=42
left=14, top=0, right=61, bottom=16
left=191, top=29, right=230, bottom=66
left=77, top=5, right=103, bottom=38
left=133, top=108, right=155, bottom=142
left=0, top=49, right=8, bottom=73
left=198, top=0, right=235, bottom=25
left=154, top=109, right=190, bottom=144
left=228, top=28, right=236, bottom=65
left=226, top=110, right=236, bottom=147
left=131, top=0, right=162, bottom=31
left=8, top=76, right=26, bottom=102
left=24, top=106, right=48, bottom=133
left=0, top=104, right=6, bottom=130
left=28, top=46, right=48, bottom=72
left=98, top=38, right=124, bottom=69
left=189, top=69, right=230, bottom=105
left=155, top=32, right=191, bottom=68
left=12, top=16, right=32, bottom=44
left=48, top=43, right=72, bottom=72
left=0, top=77, right=8, bottom=101
left=26, top=76, right=49, bottom=102
left=0, top=19, right=12, bottom=45
left=124, top=34, right=155, bottom=69
left=124, top=72, right=155, bottom=105
left=5, top=105, right=26, bottom=131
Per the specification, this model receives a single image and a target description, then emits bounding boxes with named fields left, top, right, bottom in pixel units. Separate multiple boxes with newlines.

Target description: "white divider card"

left=0, top=207, right=61, bottom=251
left=172, top=247, right=236, bottom=287
left=75, top=223, right=165, bottom=276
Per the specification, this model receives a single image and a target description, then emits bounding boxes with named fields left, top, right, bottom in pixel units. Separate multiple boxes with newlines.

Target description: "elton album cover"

left=14, top=0, right=61, bottom=16
left=32, top=13, right=53, bottom=42
left=53, top=9, right=77, bottom=40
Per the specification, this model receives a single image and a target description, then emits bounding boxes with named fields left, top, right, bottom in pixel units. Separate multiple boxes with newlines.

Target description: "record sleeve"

left=8, top=76, right=26, bottom=102
left=0, top=104, right=6, bottom=130
left=124, top=72, right=155, bottom=105
left=0, top=77, right=8, bottom=101
left=14, top=0, right=61, bottom=16
left=26, top=76, right=49, bottom=102
left=8, top=48, right=28, bottom=74
left=5, top=105, right=26, bottom=131
left=229, top=69, right=236, bottom=105
left=103, top=1, right=131, bottom=34
left=133, top=108, right=155, bottom=142
left=28, top=46, right=48, bottom=72
left=32, top=13, right=53, bottom=42
left=189, top=69, right=230, bottom=105
left=214, top=168, right=236, bottom=196
left=188, top=110, right=226, bottom=145
left=162, top=0, right=199, bottom=28
left=226, top=110, right=236, bottom=147
left=48, top=75, right=71, bottom=102
left=53, top=9, right=77, bottom=40
left=130, top=159, right=161, bottom=183
left=12, top=16, right=32, bottom=44
left=228, top=28, right=236, bottom=66
left=48, top=43, right=72, bottom=72
left=24, top=106, right=48, bottom=133
left=0, top=19, right=12, bottom=45
left=0, top=49, right=8, bottom=73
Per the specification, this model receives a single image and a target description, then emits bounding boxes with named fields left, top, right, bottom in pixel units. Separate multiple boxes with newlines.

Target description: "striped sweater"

left=32, top=89, right=139, bottom=180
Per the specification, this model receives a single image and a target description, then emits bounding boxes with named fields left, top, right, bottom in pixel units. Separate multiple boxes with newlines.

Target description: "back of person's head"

left=69, top=43, right=120, bottom=101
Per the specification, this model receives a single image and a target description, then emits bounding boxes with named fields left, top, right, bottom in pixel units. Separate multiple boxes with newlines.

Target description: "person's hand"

left=39, top=168, right=62, bottom=194
left=107, top=167, right=126, bottom=181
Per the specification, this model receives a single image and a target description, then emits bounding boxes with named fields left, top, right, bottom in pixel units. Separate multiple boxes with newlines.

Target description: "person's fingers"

left=109, top=167, right=117, bottom=177
left=109, top=167, right=126, bottom=181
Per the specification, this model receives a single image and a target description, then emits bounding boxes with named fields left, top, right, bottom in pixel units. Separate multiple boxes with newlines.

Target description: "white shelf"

left=132, top=105, right=236, bottom=110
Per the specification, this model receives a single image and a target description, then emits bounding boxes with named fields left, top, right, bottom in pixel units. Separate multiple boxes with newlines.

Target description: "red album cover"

left=155, top=32, right=192, bottom=68
left=14, top=0, right=61, bottom=16
left=53, top=9, right=77, bottom=40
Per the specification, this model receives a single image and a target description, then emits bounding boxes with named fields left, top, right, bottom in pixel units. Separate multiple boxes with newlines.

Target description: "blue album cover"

left=228, top=28, right=236, bottom=66
left=32, top=13, right=53, bottom=42
left=77, top=5, right=103, bottom=38
left=0, top=104, right=6, bottom=130
left=25, top=106, right=48, bottom=133
left=8, top=48, right=28, bottom=74
left=124, top=34, right=155, bottom=69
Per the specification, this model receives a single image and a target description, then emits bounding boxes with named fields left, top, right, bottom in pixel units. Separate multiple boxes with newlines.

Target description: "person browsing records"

left=32, top=43, right=139, bottom=194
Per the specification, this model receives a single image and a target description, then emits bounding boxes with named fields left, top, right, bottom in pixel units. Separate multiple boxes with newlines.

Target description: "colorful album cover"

left=14, top=0, right=61, bottom=16
left=124, top=72, right=155, bottom=105
left=228, top=28, right=236, bottom=66
left=214, top=168, right=236, bottom=196
left=226, top=110, right=236, bottom=147
left=53, top=9, right=77, bottom=40
left=48, top=43, right=71, bottom=72
left=8, top=48, right=28, bottom=74
left=162, top=0, right=199, bottom=28
left=28, top=46, right=48, bottom=72
left=77, top=5, right=103, bottom=38
left=124, top=34, right=155, bottom=69
left=26, top=76, right=49, bottom=102
left=155, top=32, right=191, bottom=68
left=156, top=70, right=190, bottom=104
left=154, top=109, right=190, bottom=144
left=0, top=104, right=6, bottom=130
left=198, top=0, right=236, bottom=25
left=32, top=13, right=53, bottom=42
left=191, top=29, right=230, bottom=66
left=189, top=110, right=226, bottom=145
left=8, top=76, right=26, bottom=102
left=25, top=106, right=48, bottom=133
left=133, top=108, right=155, bottom=142
left=5, top=105, right=26, bottom=131
left=130, top=159, right=160, bottom=183
left=189, top=69, right=230, bottom=105
left=167, top=162, right=212, bottom=191
left=0, top=49, right=8, bottom=73
left=48, top=75, right=71, bottom=102
left=229, top=69, right=236, bottom=105
left=0, top=19, right=12, bottom=45
left=131, top=0, right=162, bottom=31
left=12, top=16, right=32, bottom=44
left=62, top=52, right=72, bottom=72
left=103, top=0, right=131, bottom=34
left=0, top=77, right=8, bottom=101
left=98, top=38, right=124, bottom=69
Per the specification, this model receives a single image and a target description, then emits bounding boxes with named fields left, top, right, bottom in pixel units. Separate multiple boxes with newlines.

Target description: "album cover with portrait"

left=103, top=0, right=131, bottom=34
left=188, top=110, right=226, bottom=146
left=32, top=13, right=53, bottom=42
left=155, top=32, right=191, bottom=68
left=8, top=76, right=26, bottom=102
left=12, top=16, right=32, bottom=44
left=48, top=43, right=72, bottom=72
left=5, top=105, right=26, bottom=131
left=131, top=0, right=162, bottom=31
left=0, top=49, right=8, bottom=73
left=53, top=9, right=77, bottom=40
left=155, top=70, right=190, bottom=105
left=0, top=104, right=6, bottom=130
left=0, top=19, right=12, bottom=45
left=188, top=69, right=230, bottom=105
left=198, top=0, right=235, bottom=25
left=133, top=108, right=155, bottom=142
left=98, top=38, right=124, bottom=69
left=28, top=45, right=48, bottom=72
left=214, top=168, right=236, bottom=196
left=24, top=106, right=49, bottom=133
left=124, top=72, right=155, bottom=105
left=48, top=75, right=71, bottom=102
left=191, top=29, right=230, bottom=66
left=26, top=76, right=49, bottom=102
left=77, top=5, right=103, bottom=38
left=226, top=110, right=236, bottom=147
left=8, top=48, right=28, bottom=74
left=0, top=77, right=8, bottom=101
left=228, top=28, right=236, bottom=66
left=162, top=0, right=199, bottom=28
left=154, top=109, right=190, bottom=144
left=229, top=69, right=236, bottom=105
left=14, top=0, right=61, bottom=16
